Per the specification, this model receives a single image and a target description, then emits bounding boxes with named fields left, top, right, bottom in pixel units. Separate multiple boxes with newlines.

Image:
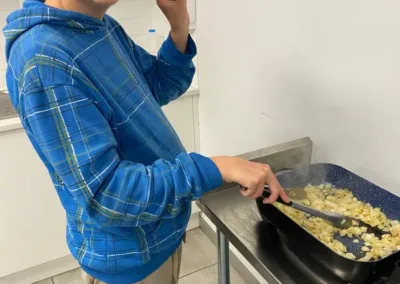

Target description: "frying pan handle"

left=239, top=184, right=292, bottom=206
left=274, top=168, right=293, bottom=176
left=263, top=185, right=293, bottom=206
left=387, top=260, right=400, bottom=284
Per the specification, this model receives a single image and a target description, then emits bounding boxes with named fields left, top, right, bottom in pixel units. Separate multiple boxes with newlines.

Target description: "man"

left=3, top=0, right=289, bottom=283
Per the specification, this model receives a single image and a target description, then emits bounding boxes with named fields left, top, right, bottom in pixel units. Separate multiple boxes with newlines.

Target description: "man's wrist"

left=211, top=156, right=234, bottom=183
left=170, top=24, right=189, bottom=35
left=170, top=28, right=189, bottom=54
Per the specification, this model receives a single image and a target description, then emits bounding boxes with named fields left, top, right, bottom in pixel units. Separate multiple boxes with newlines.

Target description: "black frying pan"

left=256, top=163, right=400, bottom=283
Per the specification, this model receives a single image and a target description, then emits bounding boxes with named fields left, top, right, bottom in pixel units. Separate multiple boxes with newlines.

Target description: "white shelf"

left=181, top=85, right=199, bottom=97
left=0, top=117, right=22, bottom=133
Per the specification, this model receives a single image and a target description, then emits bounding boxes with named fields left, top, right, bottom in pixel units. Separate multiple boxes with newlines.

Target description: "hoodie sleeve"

left=22, top=85, right=222, bottom=227
left=130, top=34, right=197, bottom=106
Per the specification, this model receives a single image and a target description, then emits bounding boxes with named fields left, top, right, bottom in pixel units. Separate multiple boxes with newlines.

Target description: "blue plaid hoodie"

left=3, top=1, right=222, bottom=283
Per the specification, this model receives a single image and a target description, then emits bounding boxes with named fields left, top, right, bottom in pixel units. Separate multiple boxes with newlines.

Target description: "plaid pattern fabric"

left=3, top=1, right=222, bottom=282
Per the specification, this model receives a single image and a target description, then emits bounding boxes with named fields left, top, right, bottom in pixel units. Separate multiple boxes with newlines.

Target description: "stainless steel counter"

left=197, top=138, right=314, bottom=284
left=0, top=91, right=17, bottom=120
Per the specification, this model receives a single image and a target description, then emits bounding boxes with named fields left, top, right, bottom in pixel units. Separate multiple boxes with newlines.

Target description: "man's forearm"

left=156, top=0, right=190, bottom=54
left=170, top=28, right=189, bottom=54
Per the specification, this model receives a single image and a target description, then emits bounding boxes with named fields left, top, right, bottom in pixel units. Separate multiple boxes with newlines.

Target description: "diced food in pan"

left=274, top=184, right=400, bottom=261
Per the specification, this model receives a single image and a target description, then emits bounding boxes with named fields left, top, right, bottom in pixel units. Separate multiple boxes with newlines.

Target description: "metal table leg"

left=217, top=229, right=230, bottom=284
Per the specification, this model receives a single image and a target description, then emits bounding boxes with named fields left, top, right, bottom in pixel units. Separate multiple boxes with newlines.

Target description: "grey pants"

left=81, top=244, right=183, bottom=284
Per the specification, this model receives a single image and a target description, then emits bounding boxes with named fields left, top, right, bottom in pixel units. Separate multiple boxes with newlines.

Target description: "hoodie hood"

left=3, top=0, right=106, bottom=60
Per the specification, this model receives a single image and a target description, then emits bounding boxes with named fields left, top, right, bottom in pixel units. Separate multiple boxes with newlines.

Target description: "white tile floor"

left=34, top=229, right=245, bottom=284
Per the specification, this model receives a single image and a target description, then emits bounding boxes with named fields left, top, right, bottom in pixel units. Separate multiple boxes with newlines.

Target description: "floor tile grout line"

left=179, top=263, right=217, bottom=280
left=50, top=268, right=79, bottom=282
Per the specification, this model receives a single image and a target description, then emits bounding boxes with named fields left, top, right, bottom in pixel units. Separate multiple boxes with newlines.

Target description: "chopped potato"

left=273, top=184, right=400, bottom=261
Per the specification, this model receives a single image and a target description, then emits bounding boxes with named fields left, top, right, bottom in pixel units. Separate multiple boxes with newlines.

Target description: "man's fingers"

left=240, top=186, right=254, bottom=198
left=240, top=183, right=263, bottom=199
left=268, top=173, right=290, bottom=203
left=279, top=187, right=291, bottom=203
left=240, top=188, right=248, bottom=197
left=262, top=167, right=287, bottom=204
left=263, top=184, right=280, bottom=204
left=248, top=182, right=265, bottom=200
left=235, top=162, right=287, bottom=203
left=263, top=195, right=278, bottom=204
left=240, top=188, right=257, bottom=198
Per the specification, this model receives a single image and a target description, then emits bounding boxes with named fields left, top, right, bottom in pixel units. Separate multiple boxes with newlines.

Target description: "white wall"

left=197, top=0, right=400, bottom=197
left=0, top=129, right=67, bottom=277
left=0, top=0, right=21, bottom=90
left=108, top=0, right=157, bottom=51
